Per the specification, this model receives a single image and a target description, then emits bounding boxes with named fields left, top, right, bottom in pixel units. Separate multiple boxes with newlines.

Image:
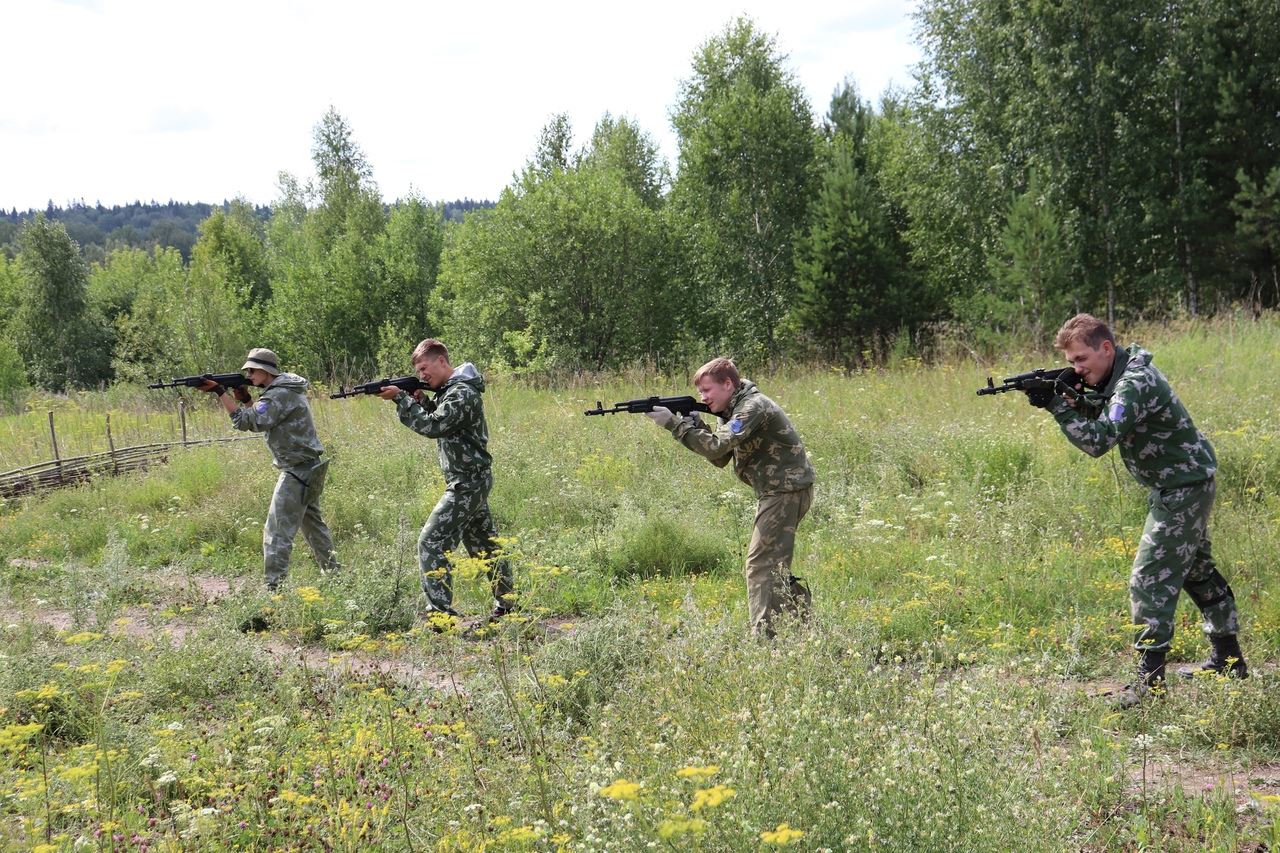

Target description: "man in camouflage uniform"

left=1029, top=314, right=1247, bottom=707
left=647, top=357, right=816, bottom=638
left=378, top=339, right=514, bottom=624
left=200, top=348, right=339, bottom=591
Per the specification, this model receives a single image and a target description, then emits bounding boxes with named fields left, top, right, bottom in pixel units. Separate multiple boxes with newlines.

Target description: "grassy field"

left=2, top=315, right=1279, bottom=850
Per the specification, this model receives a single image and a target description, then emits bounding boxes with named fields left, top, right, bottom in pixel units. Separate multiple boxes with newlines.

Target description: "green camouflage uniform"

left=230, top=372, right=338, bottom=589
left=1049, top=345, right=1237, bottom=652
left=394, top=362, right=513, bottom=614
left=665, top=380, right=817, bottom=637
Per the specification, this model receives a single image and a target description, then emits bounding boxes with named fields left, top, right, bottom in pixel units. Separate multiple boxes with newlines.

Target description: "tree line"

left=1, top=6, right=1277, bottom=407
left=0, top=199, right=491, bottom=266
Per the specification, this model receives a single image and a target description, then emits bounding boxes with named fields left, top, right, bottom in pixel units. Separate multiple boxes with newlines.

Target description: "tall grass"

left=0, top=314, right=1278, bottom=849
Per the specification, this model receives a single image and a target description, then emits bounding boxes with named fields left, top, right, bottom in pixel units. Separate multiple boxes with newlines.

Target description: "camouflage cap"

left=241, top=347, right=281, bottom=376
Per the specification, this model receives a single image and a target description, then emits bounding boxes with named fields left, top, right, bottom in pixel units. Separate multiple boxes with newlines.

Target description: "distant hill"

left=0, top=198, right=493, bottom=262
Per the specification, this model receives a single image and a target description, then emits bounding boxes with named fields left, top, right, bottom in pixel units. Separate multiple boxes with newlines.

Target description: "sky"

left=2, top=0, right=922, bottom=211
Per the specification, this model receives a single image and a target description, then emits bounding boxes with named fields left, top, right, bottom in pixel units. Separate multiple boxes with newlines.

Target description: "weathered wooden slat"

left=0, top=435, right=260, bottom=499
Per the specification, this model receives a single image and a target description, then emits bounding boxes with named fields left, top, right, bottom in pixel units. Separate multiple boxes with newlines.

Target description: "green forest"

left=1, top=6, right=1278, bottom=404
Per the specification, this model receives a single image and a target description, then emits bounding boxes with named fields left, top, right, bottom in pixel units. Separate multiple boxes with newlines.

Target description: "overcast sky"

left=3, top=0, right=922, bottom=211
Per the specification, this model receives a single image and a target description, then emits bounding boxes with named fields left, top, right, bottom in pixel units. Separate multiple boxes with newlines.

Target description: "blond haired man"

left=647, top=357, right=816, bottom=637
left=379, top=339, right=514, bottom=623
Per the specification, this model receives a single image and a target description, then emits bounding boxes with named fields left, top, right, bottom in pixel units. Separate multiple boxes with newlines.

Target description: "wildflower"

left=761, top=823, right=806, bottom=845
left=690, top=784, right=736, bottom=811
left=62, top=632, right=103, bottom=645
left=497, top=825, right=542, bottom=843
left=295, top=586, right=324, bottom=605
left=676, top=765, right=720, bottom=782
left=658, top=818, right=708, bottom=839
left=598, top=779, right=642, bottom=801
left=15, top=683, right=62, bottom=701
left=0, top=722, right=44, bottom=752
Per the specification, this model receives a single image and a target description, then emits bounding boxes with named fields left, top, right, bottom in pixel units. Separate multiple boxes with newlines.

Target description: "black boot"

left=1177, top=634, right=1248, bottom=679
left=1110, top=650, right=1167, bottom=710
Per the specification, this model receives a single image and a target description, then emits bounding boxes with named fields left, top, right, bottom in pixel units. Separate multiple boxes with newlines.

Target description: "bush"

left=605, top=513, right=730, bottom=579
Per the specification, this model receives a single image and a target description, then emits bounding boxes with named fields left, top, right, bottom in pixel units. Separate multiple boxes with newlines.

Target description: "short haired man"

left=199, top=348, right=339, bottom=591
left=646, top=357, right=816, bottom=638
left=378, top=339, right=514, bottom=625
left=1031, top=314, right=1246, bottom=707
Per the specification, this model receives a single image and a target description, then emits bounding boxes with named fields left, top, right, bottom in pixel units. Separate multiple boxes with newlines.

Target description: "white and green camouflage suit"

left=394, top=362, right=513, bottom=614
left=1049, top=345, right=1238, bottom=652
left=230, top=372, right=338, bottom=589
left=665, top=380, right=817, bottom=637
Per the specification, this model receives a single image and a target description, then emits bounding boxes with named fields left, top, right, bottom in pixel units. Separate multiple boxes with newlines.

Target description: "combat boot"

left=1109, top=650, right=1167, bottom=710
left=1177, top=634, right=1248, bottom=679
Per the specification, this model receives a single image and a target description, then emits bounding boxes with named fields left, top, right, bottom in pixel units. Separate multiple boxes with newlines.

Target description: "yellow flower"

left=295, top=586, right=324, bottom=605
left=761, top=823, right=806, bottom=845
left=677, top=765, right=720, bottom=782
left=658, top=817, right=708, bottom=839
left=599, top=779, right=642, bottom=801
left=497, top=825, right=542, bottom=843
left=690, top=784, right=736, bottom=811
left=0, top=722, right=44, bottom=752
left=62, top=632, right=103, bottom=645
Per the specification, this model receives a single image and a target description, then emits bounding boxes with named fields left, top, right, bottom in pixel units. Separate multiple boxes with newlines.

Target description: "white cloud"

left=1, top=0, right=921, bottom=210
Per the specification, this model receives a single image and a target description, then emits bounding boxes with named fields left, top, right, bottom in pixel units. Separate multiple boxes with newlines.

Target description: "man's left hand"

left=1025, top=388, right=1054, bottom=409
left=645, top=406, right=675, bottom=428
left=377, top=386, right=401, bottom=400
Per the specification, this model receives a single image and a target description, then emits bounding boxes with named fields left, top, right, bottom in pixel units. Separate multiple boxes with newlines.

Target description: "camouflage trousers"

left=264, top=458, right=339, bottom=589
left=746, top=485, right=814, bottom=638
left=418, top=471, right=514, bottom=613
left=1131, top=478, right=1239, bottom=652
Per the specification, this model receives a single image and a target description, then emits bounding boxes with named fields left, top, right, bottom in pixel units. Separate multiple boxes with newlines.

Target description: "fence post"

left=179, top=399, right=188, bottom=446
left=106, top=412, right=117, bottom=474
left=48, top=410, right=62, bottom=484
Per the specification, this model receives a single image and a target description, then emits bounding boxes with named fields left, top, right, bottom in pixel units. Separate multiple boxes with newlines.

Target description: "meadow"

left=1, top=315, right=1279, bottom=851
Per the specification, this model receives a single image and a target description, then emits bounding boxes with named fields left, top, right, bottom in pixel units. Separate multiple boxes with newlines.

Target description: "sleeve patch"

left=1108, top=403, right=1125, bottom=422
left=255, top=401, right=269, bottom=414
left=729, top=417, right=745, bottom=435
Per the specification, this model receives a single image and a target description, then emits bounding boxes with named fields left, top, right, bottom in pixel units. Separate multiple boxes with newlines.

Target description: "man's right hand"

left=232, top=386, right=253, bottom=404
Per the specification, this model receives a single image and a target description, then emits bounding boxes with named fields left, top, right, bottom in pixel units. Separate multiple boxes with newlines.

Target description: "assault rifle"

left=978, top=366, right=1103, bottom=416
left=330, top=375, right=431, bottom=399
left=584, top=395, right=713, bottom=417
left=148, top=372, right=251, bottom=391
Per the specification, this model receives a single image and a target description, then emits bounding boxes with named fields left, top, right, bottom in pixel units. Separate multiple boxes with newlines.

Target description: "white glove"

left=644, top=406, right=675, bottom=428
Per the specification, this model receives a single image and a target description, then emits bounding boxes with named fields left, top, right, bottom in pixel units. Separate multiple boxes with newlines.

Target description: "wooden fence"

left=0, top=402, right=258, bottom=499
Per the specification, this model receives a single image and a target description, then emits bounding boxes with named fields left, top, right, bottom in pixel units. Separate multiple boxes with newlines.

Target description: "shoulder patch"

left=255, top=401, right=269, bottom=414
left=1108, top=402, right=1125, bottom=422
left=729, top=417, right=745, bottom=435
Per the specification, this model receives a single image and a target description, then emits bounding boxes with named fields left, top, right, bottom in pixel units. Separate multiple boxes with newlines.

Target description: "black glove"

left=1025, top=388, right=1054, bottom=409
left=232, top=386, right=253, bottom=404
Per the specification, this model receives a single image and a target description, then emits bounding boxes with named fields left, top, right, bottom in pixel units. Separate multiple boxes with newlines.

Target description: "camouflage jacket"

left=395, top=362, right=493, bottom=485
left=667, top=379, right=815, bottom=498
left=230, top=372, right=325, bottom=471
left=1050, top=344, right=1216, bottom=489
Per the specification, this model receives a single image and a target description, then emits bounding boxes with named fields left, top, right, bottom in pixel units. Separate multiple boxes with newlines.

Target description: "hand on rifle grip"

left=232, top=386, right=252, bottom=404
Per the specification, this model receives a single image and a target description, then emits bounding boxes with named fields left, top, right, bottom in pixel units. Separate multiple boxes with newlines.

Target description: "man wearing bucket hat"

left=199, top=347, right=339, bottom=590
